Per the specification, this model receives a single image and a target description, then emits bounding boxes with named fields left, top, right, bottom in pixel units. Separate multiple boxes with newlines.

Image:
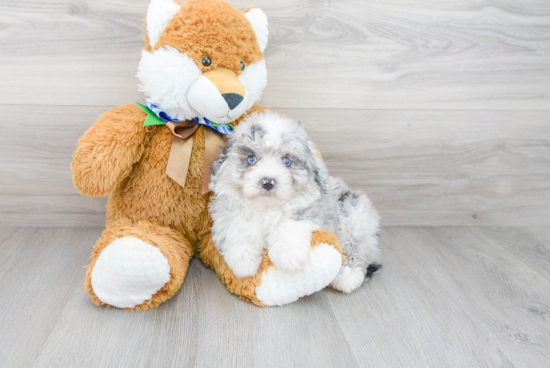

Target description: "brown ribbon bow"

left=165, top=121, right=225, bottom=194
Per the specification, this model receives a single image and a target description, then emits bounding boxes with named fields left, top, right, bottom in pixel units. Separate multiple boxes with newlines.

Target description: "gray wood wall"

left=1, top=0, right=549, bottom=227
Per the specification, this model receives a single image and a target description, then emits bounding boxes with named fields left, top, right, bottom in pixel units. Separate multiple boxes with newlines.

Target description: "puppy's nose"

left=261, top=178, right=276, bottom=191
left=222, top=93, right=244, bottom=110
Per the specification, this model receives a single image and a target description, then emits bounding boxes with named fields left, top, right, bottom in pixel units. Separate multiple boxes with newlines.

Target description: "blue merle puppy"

left=209, top=111, right=381, bottom=293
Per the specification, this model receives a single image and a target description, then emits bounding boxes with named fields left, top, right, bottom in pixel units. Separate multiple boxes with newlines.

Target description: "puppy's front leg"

left=222, top=243, right=264, bottom=279
left=268, top=220, right=319, bottom=272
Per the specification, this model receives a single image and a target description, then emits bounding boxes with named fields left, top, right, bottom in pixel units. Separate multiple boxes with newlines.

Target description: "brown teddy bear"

left=71, top=0, right=344, bottom=310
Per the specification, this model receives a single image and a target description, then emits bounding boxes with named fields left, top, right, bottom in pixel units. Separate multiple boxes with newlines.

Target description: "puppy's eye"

left=240, top=60, right=246, bottom=71
left=247, top=155, right=257, bottom=165
left=282, top=157, right=292, bottom=167
left=202, top=56, right=212, bottom=67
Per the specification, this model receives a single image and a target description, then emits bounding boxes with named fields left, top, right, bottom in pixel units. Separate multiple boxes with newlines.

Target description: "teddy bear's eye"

left=202, top=56, right=212, bottom=67
left=247, top=155, right=257, bottom=165
left=240, top=61, right=246, bottom=71
left=282, top=157, right=292, bottom=167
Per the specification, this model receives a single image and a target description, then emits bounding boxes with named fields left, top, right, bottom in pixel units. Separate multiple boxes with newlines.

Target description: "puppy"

left=209, top=112, right=381, bottom=293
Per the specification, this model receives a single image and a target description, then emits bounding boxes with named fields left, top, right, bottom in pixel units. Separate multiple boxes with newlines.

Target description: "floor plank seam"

left=321, top=292, right=363, bottom=367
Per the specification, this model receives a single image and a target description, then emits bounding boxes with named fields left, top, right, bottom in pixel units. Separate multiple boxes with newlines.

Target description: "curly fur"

left=209, top=112, right=382, bottom=293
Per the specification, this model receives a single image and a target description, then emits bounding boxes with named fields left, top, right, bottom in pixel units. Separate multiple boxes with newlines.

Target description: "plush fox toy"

left=71, top=0, right=344, bottom=310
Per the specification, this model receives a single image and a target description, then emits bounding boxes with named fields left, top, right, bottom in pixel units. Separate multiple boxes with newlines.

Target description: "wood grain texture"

left=0, top=227, right=100, bottom=367
left=327, top=227, right=550, bottom=367
left=0, top=226, right=549, bottom=367
left=0, top=0, right=549, bottom=225
left=1, top=105, right=548, bottom=226
left=296, top=108, right=550, bottom=226
left=0, top=0, right=549, bottom=109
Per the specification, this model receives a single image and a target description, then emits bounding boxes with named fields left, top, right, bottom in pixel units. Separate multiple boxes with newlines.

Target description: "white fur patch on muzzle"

left=187, top=75, right=248, bottom=125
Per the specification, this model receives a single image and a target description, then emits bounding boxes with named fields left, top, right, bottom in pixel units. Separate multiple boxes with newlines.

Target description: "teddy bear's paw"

left=255, top=242, right=342, bottom=306
left=268, top=241, right=310, bottom=273
left=224, top=248, right=262, bottom=279
left=91, top=237, right=171, bottom=309
left=329, top=265, right=366, bottom=294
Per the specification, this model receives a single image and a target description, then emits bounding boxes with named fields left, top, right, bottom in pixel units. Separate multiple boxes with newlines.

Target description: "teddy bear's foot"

left=91, top=237, right=171, bottom=308
left=85, top=219, right=193, bottom=310
left=255, top=242, right=342, bottom=306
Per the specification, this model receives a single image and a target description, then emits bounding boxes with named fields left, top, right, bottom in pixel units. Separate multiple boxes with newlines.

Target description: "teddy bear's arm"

left=71, top=103, right=148, bottom=197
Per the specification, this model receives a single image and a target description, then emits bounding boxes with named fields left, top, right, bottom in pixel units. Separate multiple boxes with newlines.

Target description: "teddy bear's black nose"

left=222, top=93, right=244, bottom=110
left=261, top=178, right=276, bottom=191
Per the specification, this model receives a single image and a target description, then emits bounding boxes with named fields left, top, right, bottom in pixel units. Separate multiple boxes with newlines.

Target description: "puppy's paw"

left=267, top=219, right=318, bottom=272
left=224, top=249, right=262, bottom=279
left=330, top=265, right=366, bottom=294
left=268, top=242, right=310, bottom=272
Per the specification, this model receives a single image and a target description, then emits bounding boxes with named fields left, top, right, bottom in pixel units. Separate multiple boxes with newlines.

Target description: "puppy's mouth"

left=260, top=189, right=277, bottom=197
left=245, top=187, right=284, bottom=205
left=241, top=176, right=290, bottom=205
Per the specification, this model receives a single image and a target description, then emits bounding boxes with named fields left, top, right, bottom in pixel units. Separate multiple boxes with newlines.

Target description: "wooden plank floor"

left=1, top=226, right=549, bottom=367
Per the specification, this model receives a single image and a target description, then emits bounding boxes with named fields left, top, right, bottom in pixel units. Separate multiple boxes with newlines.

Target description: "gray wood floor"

left=1, top=226, right=549, bottom=368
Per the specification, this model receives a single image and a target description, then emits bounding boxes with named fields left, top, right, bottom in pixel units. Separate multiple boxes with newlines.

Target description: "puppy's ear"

left=210, top=142, right=232, bottom=179
left=306, top=142, right=330, bottom=193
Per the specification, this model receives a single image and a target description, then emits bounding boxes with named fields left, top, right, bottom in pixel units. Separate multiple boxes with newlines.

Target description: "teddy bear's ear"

left=244, top=8, right=268, bottom=53
left=146, top=0, right=181, bottom=48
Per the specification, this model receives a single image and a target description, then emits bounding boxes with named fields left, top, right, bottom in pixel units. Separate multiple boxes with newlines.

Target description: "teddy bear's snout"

left=187, top=68, right=248, bottom=123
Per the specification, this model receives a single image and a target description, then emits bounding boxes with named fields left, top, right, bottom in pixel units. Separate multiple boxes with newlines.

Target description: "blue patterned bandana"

left=145, top=101, right=234, bottom=135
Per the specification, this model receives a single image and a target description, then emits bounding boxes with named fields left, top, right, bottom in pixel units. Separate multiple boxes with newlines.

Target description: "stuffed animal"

left=71, top=0, right=344, bottom=310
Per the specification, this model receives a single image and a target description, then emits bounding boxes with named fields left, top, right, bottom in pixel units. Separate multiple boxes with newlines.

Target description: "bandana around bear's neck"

left=135, top=101, right=233, bottom=194
left=142, top=101, right=234, bottom=134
